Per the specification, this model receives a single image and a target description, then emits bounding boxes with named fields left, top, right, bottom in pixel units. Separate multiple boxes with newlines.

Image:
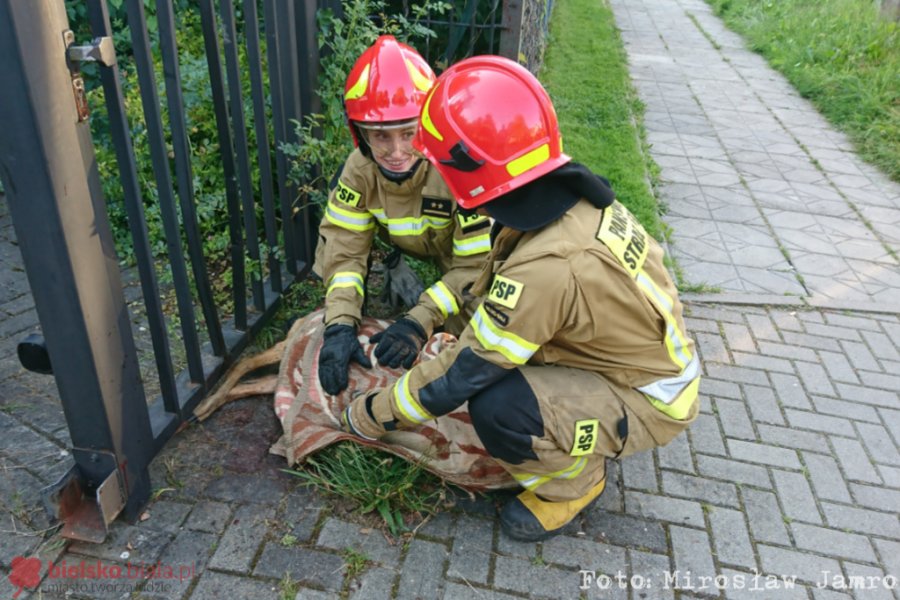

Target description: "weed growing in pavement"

left=341, top=547, right=371, bottom=580
left=284, top=442, right=445, bottom=537
left=707, top=0, right=899, bottom=183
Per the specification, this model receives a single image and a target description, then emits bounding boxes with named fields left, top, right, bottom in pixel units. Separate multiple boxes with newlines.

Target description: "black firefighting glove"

left=318, top=324, right=372, bottom=396
left=341, top=391, right=398, bottom=440
left=369, top=316, right=427, bottom=369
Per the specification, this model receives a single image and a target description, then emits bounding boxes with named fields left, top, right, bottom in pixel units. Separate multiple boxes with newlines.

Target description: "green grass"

left=707, top=0, right=900, bottom=182
left=540, top=0, right=662, bottom=239
left=284, top=442, right=446, bottom=537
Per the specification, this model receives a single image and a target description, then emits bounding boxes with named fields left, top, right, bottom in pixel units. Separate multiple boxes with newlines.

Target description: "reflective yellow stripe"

left=405, top=58, right=433, bottom=92
left=325, top=202, right=374, bottom=232
left=513, top=456, right=587, bottom=491
left=506, top=144, right=549, bottom=177
left=344, top=64, right=370, bottom=100
left=635, top=272, right=693, bottom=369
left=391, top=372, right=434, bottom=425
left=425, top=282, right=459, bottom=318
left=369, top=209, right=451, bottom=236
left=644, top=371, right=700, bottom=420
left=453, top=233, right=491, bottom=256
left=327, top=271, right=364, bottom=297
left=421, top=88, right=444, bottom=141
left=470, top=305, right=539, bottom=365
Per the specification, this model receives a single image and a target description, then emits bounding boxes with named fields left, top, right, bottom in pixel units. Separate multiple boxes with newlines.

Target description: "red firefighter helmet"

left=413, top=55, right=570, bottom=209
left=344, top=35, right=436, bottom=146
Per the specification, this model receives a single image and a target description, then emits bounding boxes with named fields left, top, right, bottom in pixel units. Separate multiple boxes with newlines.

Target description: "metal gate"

left=0, top=0, right=527, bottom=542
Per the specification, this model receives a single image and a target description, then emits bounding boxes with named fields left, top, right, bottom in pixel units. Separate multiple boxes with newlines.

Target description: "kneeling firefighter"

left=342, top=56, right=701, bottom=541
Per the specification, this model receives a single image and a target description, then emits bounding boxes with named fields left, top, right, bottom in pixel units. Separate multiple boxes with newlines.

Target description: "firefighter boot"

left=500, top=479, right=606, bottom=542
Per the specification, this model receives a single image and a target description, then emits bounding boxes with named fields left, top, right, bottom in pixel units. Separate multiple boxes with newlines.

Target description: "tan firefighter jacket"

left=374, top=198, right=701, bottom=443
left=312, top=149, right=492, bottom=335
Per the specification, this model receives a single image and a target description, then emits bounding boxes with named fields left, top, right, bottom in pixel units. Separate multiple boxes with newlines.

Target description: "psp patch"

left=457, top=212, right=490, bottom=233
left=335, top=180, right=361, bottom=207
left=422, top=197, right=453, bottom=218
left=488, top=274, right=523, bottom=309
left=570, top=419, right=599, bottom=456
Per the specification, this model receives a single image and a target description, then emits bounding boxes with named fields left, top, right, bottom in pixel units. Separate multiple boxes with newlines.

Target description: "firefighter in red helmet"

left=342, top=56, right=700, bottom=541
left=313, top=36, right=491, bottom=396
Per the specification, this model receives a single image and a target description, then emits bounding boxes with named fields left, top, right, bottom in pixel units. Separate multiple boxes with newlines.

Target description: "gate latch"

left=66, top=34, right=117, bottom=67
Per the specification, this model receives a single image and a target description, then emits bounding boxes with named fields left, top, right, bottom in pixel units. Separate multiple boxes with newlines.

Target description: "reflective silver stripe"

left=368, top=209, right=452, bottom=236
left=637, top=353, right=700, bottom=404
left=392, top=372, right=432, bottom=424
left=513, top=456, right=587, bottom=491
left=325, top=203, right=374, bottom=231
left=327, top=272, right=364, bottom=297
left=425, top=282, right=459, bottom=318
left=453, top=234, right=491, bottom=256
left=470, top=305, right=538, bottom=364
left=635, top=271, right=693, bottom=368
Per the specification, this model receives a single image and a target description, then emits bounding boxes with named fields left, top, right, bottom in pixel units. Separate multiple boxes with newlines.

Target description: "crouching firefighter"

left=341, top=56, right=701, bottom=542
left=313, top=35, right=492, bottom=396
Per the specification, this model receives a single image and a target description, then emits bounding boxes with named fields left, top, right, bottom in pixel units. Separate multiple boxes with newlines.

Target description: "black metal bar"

left=0, top=0, right=153, bottom=521
left=123, top=0, right=205, bottom=388
left=84, top=0, right=180, bottom=419
left=242, top=0, right=281, bottom=293
left=197, top=0, right=247, bottom=330
left=221, top=0, right=266, bottom=312
left=155, top=0, right=226, bottom=357
left=264, top=0, right=297, bottom=275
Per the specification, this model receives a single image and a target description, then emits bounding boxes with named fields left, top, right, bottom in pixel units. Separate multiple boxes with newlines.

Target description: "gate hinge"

left=65, top=32, right=117, bottom=67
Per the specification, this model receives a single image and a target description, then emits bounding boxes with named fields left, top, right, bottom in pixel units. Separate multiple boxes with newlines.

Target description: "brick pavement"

left=2, top=1, right=900, bottom=599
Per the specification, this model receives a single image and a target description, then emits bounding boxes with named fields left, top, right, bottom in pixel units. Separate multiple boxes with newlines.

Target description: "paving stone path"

left=1, top=0, right=898, bottom=598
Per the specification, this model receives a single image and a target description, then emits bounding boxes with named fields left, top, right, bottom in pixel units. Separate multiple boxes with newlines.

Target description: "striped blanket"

left=268, top=309, right=515, bottom=491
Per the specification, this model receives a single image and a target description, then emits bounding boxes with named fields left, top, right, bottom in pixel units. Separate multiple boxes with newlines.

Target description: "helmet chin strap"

left=377, top=159, right=423, bottom=184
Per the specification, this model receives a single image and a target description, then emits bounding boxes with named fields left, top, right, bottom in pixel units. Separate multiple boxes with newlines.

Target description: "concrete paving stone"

left=838, top=563, right=895, bottom=600
left=416, top=510, right=456, bottom=540
left=670, top=526, right=717, bottom=586
left=794, top=362, right=838, bottom=398
left=202, top=473, right=289, bottom=505
left=582, top=511, right=667, bottom=554
left=758, top=545, right=842, bottom=586
left=881, top=320, right=900, bottom=348
left=253, top=544, right=344, bottom=592
left=877, top=464, right=900, bottom=488
left=714, top=398, right=756, bottom=440
left=627, top=549, right=674, bottom=600
left=696, top=331, right=730, bottom=364
left=730, top=352, right=798, bottom=376
left=662, top=471, right=740, bottom=508
left=854, top=422, right=900, bottom=466
left=0, top=525, right=40, bottom=569
left=772, top=469, right=822, bottom=525
left=727, top=439, right=802, bottom=469
left=780, top=331, right=843, bottom=354
left=708, top=506, right=755, bottom=569
left=849, top=483, right=900, bottom=513
left=834, top=383, right=899, bottom=410
left=279, top=487, right=326, bottom=544
left=802, top=452, right=852, bottom=503
left=139, top=500, right=191, bottom=534
left=872, top=539, right=900, bottom=582
left=745, top=313, right=781, bottom=342
left=624, top=491, right=704, bottom=527
left=296, top=588, right=342, bottom=600
left=812, top=397, right=880, bottom=424
left=620, top=450, right=659, bottom=492
left=811, top=589, right=854, bottom=600
left=188, top=571, right=276, bottom=599
left=597, top=462, right=624, bottom=513
left=184, top=501, right=232, bottom=534
left=684, top=316, right=722, bottom=335
left=698, top=377, right=743, bottom=401
left=656, top=431, right=695, bottom=473
left=822, top=502, right=900, bottom=538
left=543, top=536, right=627, bottom=574
left=495, top=534, right=537, bottom=559
left=830, top=437, right=882, bottom=485
left=756, top=341, right=817, bottom=363
left=442, top=581, right=523, bottom=600
left=741, top=384, right=787, bottom=426
left=683, top=304, right=755, bottom=324
left=705, top=364, right=770, bottom=387
left=690, top=414, right=728, bottom=456
left=758, top=423, right=829, bottom=453
left=67, top=523, right=172, bottom=565
left=147, top=530, right=217, bottom=600
left=492, top=555, right=578, bottom=599
left=792, top=521, right=877, bottom=563
left=695, top=454, right=772, bottom=489
left=881, top=407, right=900, bottom=446
left=447, top=515, right=493, bottom=584
left=207, top=504, right=275, bottom=573
left=316, top=518, right=401, bottom=565
left=860, top=330, right=900, bottom=362
left=787, top=409, right=856, bottom=437
left=396, top=538, right=448, bottom=600
left=719, top=569, right=813, bottom=600
left=348, top=566, right=397, bottom=600
left=742, top=488, right=791, bottom=545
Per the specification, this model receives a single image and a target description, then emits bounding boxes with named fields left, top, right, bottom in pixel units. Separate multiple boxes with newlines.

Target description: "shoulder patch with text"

left=570, top=419, right=599, bottom=456
left=457, top=212, right=490, bottom=233
left=422, top=197, right=453, bottom=218
left=335, top=180, right=361, bottom=207
left=488, top=274, right=523, bottom=310
left=596, top=201, right=649, bottom=278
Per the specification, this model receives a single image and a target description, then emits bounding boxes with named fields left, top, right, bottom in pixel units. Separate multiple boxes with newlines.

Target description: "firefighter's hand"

left=369, top=317, right=427, bottom=369
left=341, top=391, right=396, bottom=440
left=318, top=324, right=372, bottom=396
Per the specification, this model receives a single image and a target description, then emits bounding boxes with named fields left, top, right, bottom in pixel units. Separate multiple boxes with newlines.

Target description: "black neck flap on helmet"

left=484, top=162, right=616, bottom=232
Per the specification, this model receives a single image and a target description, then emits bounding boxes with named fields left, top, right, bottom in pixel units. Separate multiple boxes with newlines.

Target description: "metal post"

left=0, top=0, right=153, bottom=541
left=499, top=0, right=525, bottom=63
